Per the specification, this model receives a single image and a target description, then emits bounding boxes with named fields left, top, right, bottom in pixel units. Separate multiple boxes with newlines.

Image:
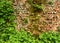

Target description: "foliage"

left=0, top=0, right=15, bottom=42
left=39, top=31, right=60, bottom=43
left=28, top=0, right=45, bottom=11
left=0, top=28, right=36, bottom=43
left=0, top=27, right=60, bottom=43
left=48, top=0, right=54, bottom=5
left=0, top=0, right=60, bottom=43
left=0, top=0, right=15, bottom=31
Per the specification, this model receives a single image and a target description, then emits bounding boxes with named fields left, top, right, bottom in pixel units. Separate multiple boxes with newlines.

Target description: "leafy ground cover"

left=0, top=28, right=60, bottom=43
left=0, top=0, right=60, bottom=43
